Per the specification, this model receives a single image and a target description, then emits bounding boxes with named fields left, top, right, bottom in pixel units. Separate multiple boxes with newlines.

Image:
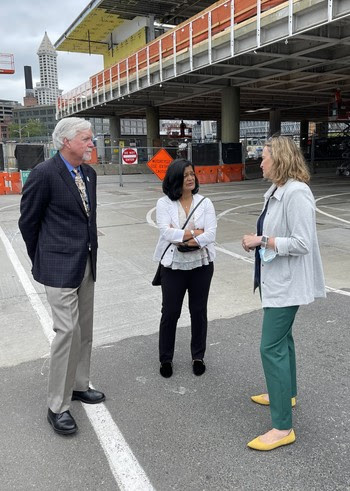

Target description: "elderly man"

left=19, top=117, right=105, bottom=435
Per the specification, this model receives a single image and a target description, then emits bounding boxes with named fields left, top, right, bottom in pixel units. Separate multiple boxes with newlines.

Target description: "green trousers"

left=261, top=305, right=299, bottom=430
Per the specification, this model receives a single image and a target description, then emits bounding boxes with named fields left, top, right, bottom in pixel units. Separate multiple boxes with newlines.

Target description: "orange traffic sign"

left=146, top=148, right=173, bottom=181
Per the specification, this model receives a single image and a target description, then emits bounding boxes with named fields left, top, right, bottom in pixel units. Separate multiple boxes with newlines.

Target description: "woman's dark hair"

left=162, top=159, right=199, bottom=200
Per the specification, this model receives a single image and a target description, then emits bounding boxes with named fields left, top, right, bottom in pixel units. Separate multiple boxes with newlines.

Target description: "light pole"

left=12, top=122, right=30, bottom=141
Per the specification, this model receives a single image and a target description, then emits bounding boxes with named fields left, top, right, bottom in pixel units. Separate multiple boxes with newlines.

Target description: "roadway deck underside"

left=57, top=0, right=350, bottom=122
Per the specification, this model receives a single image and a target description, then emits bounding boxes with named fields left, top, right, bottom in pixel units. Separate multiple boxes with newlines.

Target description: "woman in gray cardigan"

left=242, top=136, right=326, bottom=451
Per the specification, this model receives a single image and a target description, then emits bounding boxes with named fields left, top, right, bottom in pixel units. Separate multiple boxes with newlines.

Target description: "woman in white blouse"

left=153, top=159, right=217, bottom=378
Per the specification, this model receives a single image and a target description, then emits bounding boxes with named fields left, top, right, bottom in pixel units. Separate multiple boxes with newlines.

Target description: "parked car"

left=336, top=161, right=350, bottom=177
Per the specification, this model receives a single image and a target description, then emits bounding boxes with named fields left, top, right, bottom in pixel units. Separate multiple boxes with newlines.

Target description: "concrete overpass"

left=55, top=0, right=350, bottom=130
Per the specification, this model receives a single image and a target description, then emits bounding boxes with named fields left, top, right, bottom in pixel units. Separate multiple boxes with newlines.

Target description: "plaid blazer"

left=19, top=152, right=98, bottom=288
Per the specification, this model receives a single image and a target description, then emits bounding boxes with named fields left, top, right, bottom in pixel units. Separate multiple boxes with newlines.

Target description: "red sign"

left=122, top=147, right=138, bottom=165
left=146, top=148, right=173, bottom=181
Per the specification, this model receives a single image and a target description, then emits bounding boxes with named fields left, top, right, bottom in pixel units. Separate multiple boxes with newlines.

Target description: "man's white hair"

left=52, top=117, right=92, bottom=150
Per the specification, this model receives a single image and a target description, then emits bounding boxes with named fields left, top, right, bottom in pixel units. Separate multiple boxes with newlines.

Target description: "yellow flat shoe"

left=247, top=430, right=296, bottom=451
left=251, top=394, right=296, bottom=407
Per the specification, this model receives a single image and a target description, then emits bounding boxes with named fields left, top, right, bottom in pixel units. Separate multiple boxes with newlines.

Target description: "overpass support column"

left=216, top=120, right=222, bottom=141
left=300, top=120, right=309, bottom=154
left=221, top=87, right=240, bottom=143
left=146, top=106, right=160, bottom=158
left=269, top=109, right=281, bottom=136
left=109, top=115, right=121, bottom=163
left=147, top=15, right=155, bottom=42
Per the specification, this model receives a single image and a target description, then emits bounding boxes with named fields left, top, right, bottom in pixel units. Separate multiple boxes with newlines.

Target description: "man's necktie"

left=72, top=168, right=90, bottom=216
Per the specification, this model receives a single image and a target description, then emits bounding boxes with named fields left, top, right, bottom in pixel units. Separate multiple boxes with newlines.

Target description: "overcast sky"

left=0, top=0, right=103, bottom=103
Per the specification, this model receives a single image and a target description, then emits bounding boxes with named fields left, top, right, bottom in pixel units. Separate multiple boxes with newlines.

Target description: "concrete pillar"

left=316, top=122, right=328, bottom=138
left=269, top=109, right=281, bottom=136
left=300, top=120, right=309, bottom=153
left=147, top=15, right=155, bottom=42
left=146, top=106, right=160, bottom=158
left=216, top=120, right=221, bottom=141
left=221, top=86, right=240, bottom=143
left=109, top=115, right=121, bottom=163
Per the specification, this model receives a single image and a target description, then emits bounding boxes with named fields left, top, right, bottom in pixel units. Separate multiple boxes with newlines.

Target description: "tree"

left=8, top=119, right=47, bottom=139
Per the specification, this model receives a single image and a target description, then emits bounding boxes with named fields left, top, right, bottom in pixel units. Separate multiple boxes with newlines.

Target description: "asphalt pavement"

left=0, top=172, right=349, bottom=490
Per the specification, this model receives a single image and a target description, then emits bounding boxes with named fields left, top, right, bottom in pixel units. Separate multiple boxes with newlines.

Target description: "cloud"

left=0, top=0, right=102, bottom=103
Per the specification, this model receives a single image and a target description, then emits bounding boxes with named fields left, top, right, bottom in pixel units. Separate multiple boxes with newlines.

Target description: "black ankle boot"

left=160, top=362, right=173, bottom=378
left=192, top=359, right=206, bottom=376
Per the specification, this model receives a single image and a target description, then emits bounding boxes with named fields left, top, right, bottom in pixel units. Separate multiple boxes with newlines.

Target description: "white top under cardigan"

left=153, top=193, right=217, bottom=267
left=171, top=201, right=210, bottom=270
left=259, top=179, right=326, bottom=308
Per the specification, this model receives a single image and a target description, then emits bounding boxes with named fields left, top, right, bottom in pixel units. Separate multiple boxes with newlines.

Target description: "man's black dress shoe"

left=193, top=359, right=206, bottom=376
left=72, top=388, right=105, bottom=404
left=47, top=408, right=77, bottom=435
left=160, top=362, right=173, bottom=378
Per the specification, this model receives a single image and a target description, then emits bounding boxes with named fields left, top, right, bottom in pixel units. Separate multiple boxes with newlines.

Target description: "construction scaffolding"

left=0, top=53, right=15, bottom=75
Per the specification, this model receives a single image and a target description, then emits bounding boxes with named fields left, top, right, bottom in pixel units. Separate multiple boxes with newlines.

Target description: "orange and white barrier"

left=0, top=172, right=22, bottom=195
left=195, top=164, right=243, bottom=184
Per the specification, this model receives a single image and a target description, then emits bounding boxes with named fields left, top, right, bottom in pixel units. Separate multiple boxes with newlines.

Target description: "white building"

left=35, top=32, right=62, bottom=105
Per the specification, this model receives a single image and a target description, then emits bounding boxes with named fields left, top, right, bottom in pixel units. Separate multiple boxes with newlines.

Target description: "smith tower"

left=35, top=32, right=61, bottom=105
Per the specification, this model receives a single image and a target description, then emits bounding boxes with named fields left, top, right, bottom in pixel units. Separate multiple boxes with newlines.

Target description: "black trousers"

left=159, top=262, right=214, bottom=363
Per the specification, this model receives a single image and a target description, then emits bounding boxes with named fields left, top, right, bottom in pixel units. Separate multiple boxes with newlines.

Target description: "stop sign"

left=122, top=147, right=138, bottom=165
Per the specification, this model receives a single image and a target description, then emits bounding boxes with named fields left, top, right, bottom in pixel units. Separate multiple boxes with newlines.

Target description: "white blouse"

left=170, top=201, right=210, bottom=270
left=153, top=193, right=217, bottom=266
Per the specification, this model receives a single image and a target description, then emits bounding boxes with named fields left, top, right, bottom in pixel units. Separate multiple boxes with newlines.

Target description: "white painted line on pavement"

left=320, top=205, right=350, bottom=213
left=215, top=245, right=254, bottom=263
left=0, top=225, right=54, bottom=343
left=216, top=201, right=262, bottom=221
left=316, top=209, right=350, bottom=224
left=0, top=224, right=155, bottom=491
left=316, top=192, right=350, bottom=224
left=146, top=207, right=157, bottom=227
left=325, top=286, right=350, bottom=297
left=83, top=400, right=155, bottom=491
left=0, top=203, right=19, bottom=212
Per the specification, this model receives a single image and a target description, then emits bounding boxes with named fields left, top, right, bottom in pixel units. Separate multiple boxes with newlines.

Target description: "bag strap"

left=183, top=196, right=206, bottom=229
left=160, top=197, right=206, bottom=260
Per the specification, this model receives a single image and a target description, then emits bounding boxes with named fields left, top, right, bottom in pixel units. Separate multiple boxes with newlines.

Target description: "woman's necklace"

left=180, top=196, right=193, bottom=211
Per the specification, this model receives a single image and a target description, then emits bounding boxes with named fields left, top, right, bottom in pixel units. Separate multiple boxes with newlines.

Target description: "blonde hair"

left=265, top=135, right=310, bottom=186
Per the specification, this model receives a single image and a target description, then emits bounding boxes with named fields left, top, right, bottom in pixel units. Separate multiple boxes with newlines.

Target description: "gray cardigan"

left=260, top=179, right=326, bottom=308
